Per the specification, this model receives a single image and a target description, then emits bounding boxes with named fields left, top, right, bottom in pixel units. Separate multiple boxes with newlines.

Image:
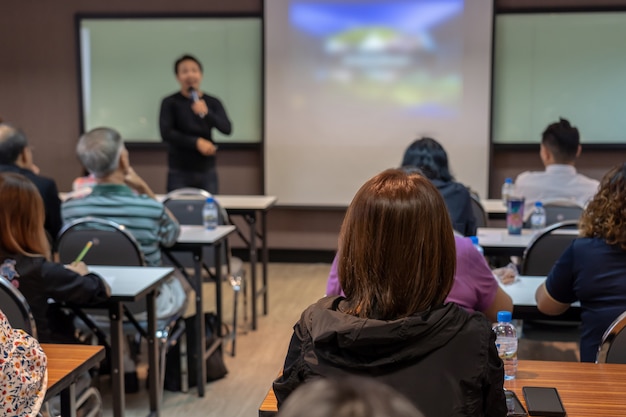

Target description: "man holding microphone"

left=159, top=54, right=232, bottom=193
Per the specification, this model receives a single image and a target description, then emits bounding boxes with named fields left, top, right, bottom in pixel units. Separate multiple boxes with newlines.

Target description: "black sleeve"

left=483, top=330, right=507, bottom=417
left=40, top=261, right=110, bottom=306
left=205, top=96, right=232, bottom=135
left=41, top=178, right=63, bottom=240
left=159, top=96, right=201, bottom=151
left=272, top=326, right=306, bottom=408
left=462, top=188, right=478, bottom=236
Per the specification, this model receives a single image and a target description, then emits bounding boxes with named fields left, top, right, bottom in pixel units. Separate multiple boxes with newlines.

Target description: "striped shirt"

left=61, top=184, right=180, bottom=266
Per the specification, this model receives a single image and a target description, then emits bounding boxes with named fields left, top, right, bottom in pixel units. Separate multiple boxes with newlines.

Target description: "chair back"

left=56, top=217, right=146, bottom=315
left=597, top=311, right=626, bottom=364
left=521, top=220, right=579, bottom=276
left=56, top=217, right=146, bottom=267
left=543, top=202, right=584, bottom=225
left=0, top=275, right=37, bottom=337
left=470, top=193, right=488, bottom=228
left=162, top=188, right=232, bottom=279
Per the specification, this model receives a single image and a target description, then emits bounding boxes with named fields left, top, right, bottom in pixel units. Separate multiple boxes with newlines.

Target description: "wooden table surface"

left=42, top=344, right=105, bottom=400
left=259, top=360, right=626, bottom=417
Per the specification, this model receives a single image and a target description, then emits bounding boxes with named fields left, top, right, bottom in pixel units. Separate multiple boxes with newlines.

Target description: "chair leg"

left=232, top=285, right=238, bottom=357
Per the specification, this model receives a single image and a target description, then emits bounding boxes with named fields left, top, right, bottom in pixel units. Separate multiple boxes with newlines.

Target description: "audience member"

left=61, top=127, right=187, bottom=319
left=0, top=123, right=62, bottom=239
left=277, top=376, right=425, bottom=417
left=0, top=172, right=111, bottom=344
left=326, top=231, right=512, bottom=322
left=515, top=118, right=599, bottom=216
left=0, top=310, right=48, bottom=417
left=402, top=137, right=477, bottom=236
left=536, top=164, right=626, bottom=362
left=274, top=169, right=506, bottom=416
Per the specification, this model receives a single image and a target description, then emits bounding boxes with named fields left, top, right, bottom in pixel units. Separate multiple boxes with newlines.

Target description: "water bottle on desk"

left=470, top=236, right=483, bottom=256
left=530, top=201, right=546, bottom=231
left=493, top=311, right=518, bottom=380
left=501, top=177, right=515, bottom=205
left=202, top=196, right=218, bottom=230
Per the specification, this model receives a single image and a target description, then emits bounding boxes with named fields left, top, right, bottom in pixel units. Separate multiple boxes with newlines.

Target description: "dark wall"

left=1, top=0, right=624, bottom=251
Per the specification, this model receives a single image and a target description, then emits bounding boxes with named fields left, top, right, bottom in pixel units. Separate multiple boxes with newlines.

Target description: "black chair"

left=0, top=275, right=102, bottom=417
left=162, top=188, right=246, bottom=356
left=0, top=275, right=37, bottom=337
left=596, top=311, right=626, bottom=364
left=521, top=220, right=579, bottom=276
left=543, top=202, right=584, bottom=225
left=469, top=192, right=488, bottom=229
left=56, top=216, right=187, bottom=395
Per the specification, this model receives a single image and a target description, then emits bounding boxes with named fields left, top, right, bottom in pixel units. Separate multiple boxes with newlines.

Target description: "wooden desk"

left=214, top=195, right=278, bottom=331
left=500, top=275, right=581, bottom=321
left=167, top=225, right=236, bottom=397
left=42, top=344, right=106, bottom=417
left=91, top=266, right=174, bottom=417
left=258, top=360, right=626, bottom=417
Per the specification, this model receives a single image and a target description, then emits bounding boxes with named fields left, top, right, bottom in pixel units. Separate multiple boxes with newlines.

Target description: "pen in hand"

left=74, top=241, right=93, bottom=263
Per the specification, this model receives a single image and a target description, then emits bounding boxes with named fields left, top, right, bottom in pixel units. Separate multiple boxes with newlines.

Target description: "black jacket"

left=274, top=297, right=506, bottom=417
left=0, top=164, right=62, bottom=240
left=432, top=179, right=477, bottom=236
left=0, top=252, right=110, bottom=343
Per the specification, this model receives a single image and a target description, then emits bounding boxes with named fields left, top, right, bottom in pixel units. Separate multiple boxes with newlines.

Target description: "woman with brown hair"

left=536, top=163, right=626, bottom=362
left=273, top=169, right=506, bottom=416
left=0, top=172, right=110, bottom=343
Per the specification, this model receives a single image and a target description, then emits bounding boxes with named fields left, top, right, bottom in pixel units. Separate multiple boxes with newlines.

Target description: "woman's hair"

left=338, top=168, right=456, bottom=320
left=401, top=137, right=453, bottom=182
left=0, top=172, right=50, bottom=257
left=277, top=376, right=424, bottom=417
left=580, top=164, right=626, bottom=250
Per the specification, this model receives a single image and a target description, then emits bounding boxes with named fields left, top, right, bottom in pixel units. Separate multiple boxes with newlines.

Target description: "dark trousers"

left=167, top=168, right=218, bottom=194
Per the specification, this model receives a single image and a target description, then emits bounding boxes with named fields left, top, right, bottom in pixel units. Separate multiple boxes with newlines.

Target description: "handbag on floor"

left=164, top=312, right=228, bottom=392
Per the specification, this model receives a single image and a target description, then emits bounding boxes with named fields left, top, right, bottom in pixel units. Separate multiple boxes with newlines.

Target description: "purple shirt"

left=326, top=235, right=498, bottom=314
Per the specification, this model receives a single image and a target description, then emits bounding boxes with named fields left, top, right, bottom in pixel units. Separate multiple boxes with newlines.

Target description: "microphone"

left=189, top=87, right=206, bottom=118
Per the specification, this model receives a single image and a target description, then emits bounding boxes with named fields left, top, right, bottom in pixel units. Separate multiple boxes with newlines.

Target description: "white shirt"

left=514, top=164, right=599, bottom=217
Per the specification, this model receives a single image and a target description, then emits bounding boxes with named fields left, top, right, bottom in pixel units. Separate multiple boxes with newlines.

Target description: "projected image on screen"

left=289, top=0, right=463, bottom=117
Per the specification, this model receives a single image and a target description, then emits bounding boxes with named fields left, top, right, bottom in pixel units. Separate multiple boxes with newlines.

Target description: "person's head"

left=277, top=376, right=425, bottom=417
left=76, top=127, right=128, bottom=179
left=401, top=137, right=453, bottom=182
left=540, top=118, right=581, bottom=165
left=0, top=123, right=34, bottom=168
left=0, top=172, right=49, bottom=257
left=338, top=168, right=456, bottom=320
left=174, top=54, right=203, bottom=93
left=580, top=164, right=626, bottom=250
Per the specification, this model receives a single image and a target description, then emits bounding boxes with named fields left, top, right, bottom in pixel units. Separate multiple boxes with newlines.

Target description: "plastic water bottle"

left=501, top=178, right=515, bottom=205
left=470, top=236, right=483, bottom=256
left=529, top=201, right=547, bottom=231
left=493, top=311, right=518, bottom=380
left=202, top=196, right=218, bottom=230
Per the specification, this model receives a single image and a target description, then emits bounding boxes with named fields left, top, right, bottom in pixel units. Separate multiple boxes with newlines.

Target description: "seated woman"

left=536, top=164, right=626, bottom=362
left=274, top=169, right=506, bottom=416
left=326, top=233, right=512, bottom=323
left=402, top=137, right=477, bottom=236
left=0, top=172, right=111, bottom=343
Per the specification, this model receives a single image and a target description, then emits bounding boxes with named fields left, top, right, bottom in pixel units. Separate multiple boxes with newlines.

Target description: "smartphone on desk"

left=505, top=389, right=528, bottom=416
left=522, top=387, right=566, bottom=417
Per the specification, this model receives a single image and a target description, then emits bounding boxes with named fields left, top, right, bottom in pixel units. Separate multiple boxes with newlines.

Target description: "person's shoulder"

left=161, top=92, right=184, bottom=103
left=515, top=170, right=544, bottom=184
left=202, top=93, right=224, bottom=104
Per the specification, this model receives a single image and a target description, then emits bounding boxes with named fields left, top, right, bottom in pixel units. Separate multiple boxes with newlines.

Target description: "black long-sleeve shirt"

left=159, top=92, right=232, bottom=172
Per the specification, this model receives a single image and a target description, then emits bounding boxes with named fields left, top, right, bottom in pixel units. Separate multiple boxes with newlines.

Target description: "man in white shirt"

left=515, top=118, right=599, bottom=216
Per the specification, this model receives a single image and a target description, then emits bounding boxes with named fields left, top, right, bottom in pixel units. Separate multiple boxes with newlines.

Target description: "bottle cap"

left=505, top=178, right=513, bottom=184
left=470, top=236, right=479, bottom=245
left=535, top=201, right=542, bottom=207
left=206, top=196, right=214, bottom=203
left=497, top=311, right=512, bottom=322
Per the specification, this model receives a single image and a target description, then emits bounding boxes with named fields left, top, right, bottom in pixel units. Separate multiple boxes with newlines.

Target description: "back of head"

left=0, top=123, right=28, bottom=165
left=401, top=137, right=453, bottom=182
left=76, top=127, right=124, bottom=178
left=0, top=172, right=49, bottom=257
left=338, top=168, right=456, bottom=320
left=580, top=163, right=626, bottom=250
left=541, top=118, right=580, bottom=163
left=277, top=376, right=425, bottom=417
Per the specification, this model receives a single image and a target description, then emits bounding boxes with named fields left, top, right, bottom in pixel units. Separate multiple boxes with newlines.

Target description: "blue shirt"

left=545, top=237, right=626, bottom=362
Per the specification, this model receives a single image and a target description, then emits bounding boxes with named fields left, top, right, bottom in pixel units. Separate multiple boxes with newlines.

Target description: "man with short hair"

left=515, top=118, right=599, bottom=215
left=0, top=123, right=62, bottom=239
